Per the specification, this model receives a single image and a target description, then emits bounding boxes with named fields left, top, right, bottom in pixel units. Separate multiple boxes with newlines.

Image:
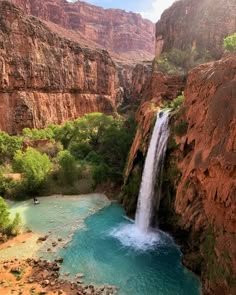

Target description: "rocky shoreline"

left=0, top=258, right=117, bottom=295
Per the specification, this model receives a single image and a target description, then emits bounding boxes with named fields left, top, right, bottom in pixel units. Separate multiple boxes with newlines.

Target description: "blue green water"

left=7, top=195, right=201, bottom=295
left=59, top=202, right=200, bottom=295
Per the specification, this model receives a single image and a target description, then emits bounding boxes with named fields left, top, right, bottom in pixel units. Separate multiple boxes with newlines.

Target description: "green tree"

left=0, top=196, right=10, bottom=231
left=13, top=148, right=52, bottom=194
left=22, top=127, right=55, bottom=140
left=0, top=197, right=22, bottom=236
left=7, top=213, right=21, bottom=236
left=224, top=33, right=236, bottom=52
left=57, top=150, right=77, bottom=185
left=0, top=132, right=23, bottom=162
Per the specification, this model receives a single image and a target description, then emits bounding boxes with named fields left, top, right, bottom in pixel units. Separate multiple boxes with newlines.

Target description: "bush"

left=13, top=148, right=52, bottom=194
left=163, top=93, right=185, bottom=109
left=0, top=196, right=10, bottom=231
left=155, top=47, right=213, bottom=75
left=57, top=150, right=77, bottom=185
left=0, top=172, right=18, bottom=198
left=174, top=121, right=188, bottom=137
left=22, top=127, right=55, bottom=140
left=69, top=142, right=92, bottom=160
left=92, top=164, right=110, bottom=186
left=0, top=132, right=23, bottom=162
left=7, top=213, right=21, bottom=236
left=0, top=196, right=21, bottom=236
left=224, top=32, right=236, bottom=52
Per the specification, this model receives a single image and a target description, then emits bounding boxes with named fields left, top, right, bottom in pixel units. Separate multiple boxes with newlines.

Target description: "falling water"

left=110, top=110, right=170, bottom=249
left=135, top=110, right=170, bottom=232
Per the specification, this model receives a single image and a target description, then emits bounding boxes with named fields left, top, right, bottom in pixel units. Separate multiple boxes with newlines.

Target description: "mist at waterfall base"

left=112, top=111, right=170, bottom=250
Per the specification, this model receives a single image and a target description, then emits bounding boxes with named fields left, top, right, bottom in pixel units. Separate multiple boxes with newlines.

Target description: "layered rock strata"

left=124, top=54, right=236, bottom=294
left=155, top=0, right=236, bottom=59
left=0, top=1, right=120, bottom=134
left=11, top=0, right=155, bottom=60
left=173, top=54, right=236, bottom=295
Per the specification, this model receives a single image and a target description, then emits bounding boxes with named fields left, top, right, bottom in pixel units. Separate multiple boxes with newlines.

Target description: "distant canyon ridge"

left=10, top=0, right=155, bottom=62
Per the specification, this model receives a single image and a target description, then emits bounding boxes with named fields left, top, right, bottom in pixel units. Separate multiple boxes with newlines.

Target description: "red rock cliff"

left=155, top=0, right=236, bottom=59
left=11, top=0, right=155, bottom=60
left=173, top=54, right=236, bottom=295
left=0, top=1, right=120, bottom=134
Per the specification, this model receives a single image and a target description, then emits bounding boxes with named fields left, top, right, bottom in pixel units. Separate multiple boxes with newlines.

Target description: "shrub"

left=224, top=33, right=236, bottom=52
left=0, top=132, right=23, bottom=162
left=57, top=150, right=77, bottom=185
left=0, top=196, right=21, bottom=236
left=13, top=148, right=52, bottom=194
left=163, top=93, right=185, bottom=109
left=92, top=163, right=110, bottom=186
left=22, top=127, right=55, bottom=140
left=0, top=196, right=10, bottom=231
left=155, top=47, right=213, bottom=75
left=174, top=121, right=188, bottom=137
left=69, top=142, right=92, bottom=160
left=7, top=213, right=21, bottom=236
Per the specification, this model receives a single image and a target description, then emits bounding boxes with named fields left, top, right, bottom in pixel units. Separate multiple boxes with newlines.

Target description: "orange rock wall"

left=125, top=72, right=184, bottom=180
left=175, top=54, right=236, bottom=294
left=155, top=0, right=236, bottom=59
left=11, top=0, right=155, bottom=59
left=0, top=2, right=119, bottom=134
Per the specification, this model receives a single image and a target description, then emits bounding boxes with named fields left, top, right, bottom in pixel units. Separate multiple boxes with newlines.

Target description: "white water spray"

left=110, top=110, right=170, bottom=250
left=135, top=111, right=170, bottom=232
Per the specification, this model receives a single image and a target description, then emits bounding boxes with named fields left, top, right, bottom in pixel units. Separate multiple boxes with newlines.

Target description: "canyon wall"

left=155, top=0, right=236, bottom=59
left=0, top=1, right=120, bottom=134
left=172, top=54, right=236, bottom=295
left=124, top=54, right=236, bottom=294
left=121, top=72, right=184, bottom=215
left=117, top=62, right=153, bottom=105
left=11, top=0, right=155, bottom=60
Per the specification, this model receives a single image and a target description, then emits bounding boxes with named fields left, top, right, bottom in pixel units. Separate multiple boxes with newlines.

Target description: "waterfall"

left=110, top=110, right=170, bottom=250
left=135, top=110, right=170, bottom=232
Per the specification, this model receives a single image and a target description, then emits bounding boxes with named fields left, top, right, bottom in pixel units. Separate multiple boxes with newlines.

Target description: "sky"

left=69, top=1, right=177, bottom=22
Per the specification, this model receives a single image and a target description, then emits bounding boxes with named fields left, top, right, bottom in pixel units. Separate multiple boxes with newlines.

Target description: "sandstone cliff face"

left=121, top=72, right=184, bottom=215
left=173, top=54, right=236, bottom=295
left=0, top=1, right=120, bottom=134
left=124, top=54, right=236, bottom=294
left=125, top=72, right=184, bottom=178
left=11, top=0, right=155, bottom=60
left=117, top=62, right=152, bottom=104
left=155, top=0, right=236, bottom=59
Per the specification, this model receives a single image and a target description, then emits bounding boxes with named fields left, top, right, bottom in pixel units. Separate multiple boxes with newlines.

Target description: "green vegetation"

left=174, top=120, right=188, bottom=137
left=154, top=47, right=212, bottom=76
left=0, top=131, right=23, bottom=163
left=13, top=148, right=52, bottom=195
left=0, top=112, right=136, bottom=199
left=57, top=150, right=78, bottom=185
left=0, top=196, right=21, bottom=237
left=163, top=93, right=185, bottom=109
left=224, top=32, right=236, bottom=52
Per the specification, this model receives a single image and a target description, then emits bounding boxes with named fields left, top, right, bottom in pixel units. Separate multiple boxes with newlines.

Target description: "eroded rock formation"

left=11, top=0, right=155, bottom=60
left=155, top=0, right=236, bottom=59
left=124, top=54, right=236, bottom=294
left=117, top=62, right=153, bottom=104
left=0, top=1, right=120, bottom=134
left=121, top=72, right=184, bottom=215
left=174, top=54, right=236, bottom=295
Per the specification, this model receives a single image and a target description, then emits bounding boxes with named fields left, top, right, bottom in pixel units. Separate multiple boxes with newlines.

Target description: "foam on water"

left=109, top=223, right=162, bottom=251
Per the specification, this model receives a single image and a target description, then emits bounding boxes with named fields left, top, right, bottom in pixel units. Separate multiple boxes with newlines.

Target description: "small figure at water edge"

left=33, top=197, right=40, bottom=205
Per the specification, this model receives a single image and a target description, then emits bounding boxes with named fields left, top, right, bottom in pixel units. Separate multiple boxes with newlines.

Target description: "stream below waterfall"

left=1, top=194, right=201, bottom=295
